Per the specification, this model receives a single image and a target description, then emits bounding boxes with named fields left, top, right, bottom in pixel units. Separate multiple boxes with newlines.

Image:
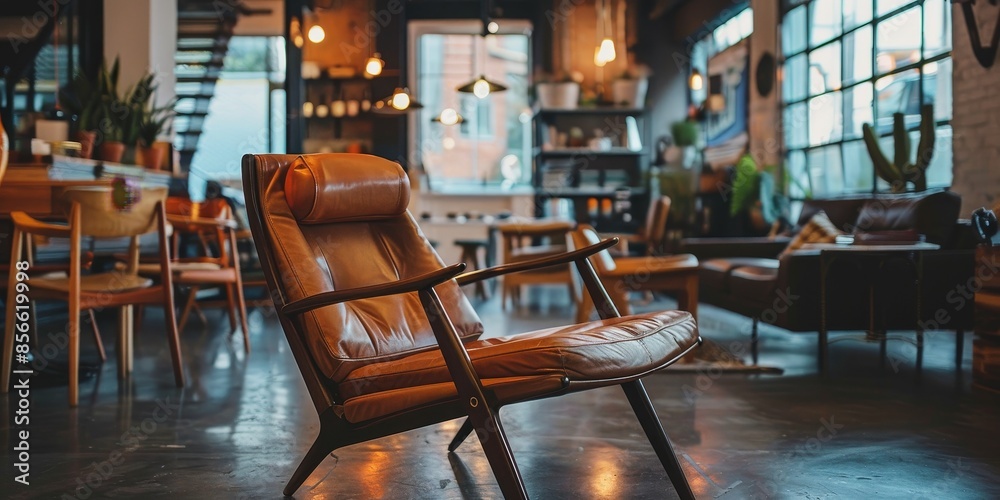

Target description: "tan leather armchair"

left=242, top=153, right=702, bottom=499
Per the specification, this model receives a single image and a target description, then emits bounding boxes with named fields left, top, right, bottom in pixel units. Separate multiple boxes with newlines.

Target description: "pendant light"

left=372, top=87, right=423, bottom=115
left=431, top=108, right=464, bottom=125
left=594, top=0, right=616, bottom=67
left=689, top=68, right=704, bottom=91
left=456, top=34, right=507, bottom=98
left=306, top=8, right=325, bottom=44
left=363, top=0, right=384, bottom=77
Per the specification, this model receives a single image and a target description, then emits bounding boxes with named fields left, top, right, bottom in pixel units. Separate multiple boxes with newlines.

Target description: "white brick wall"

left=951, top=3, right=1000, bottom=214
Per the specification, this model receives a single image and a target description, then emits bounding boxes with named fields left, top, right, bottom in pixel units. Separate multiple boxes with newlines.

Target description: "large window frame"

left=780, top=0, right=953, bottom=198
left=407, top=20, right=533, bottom=191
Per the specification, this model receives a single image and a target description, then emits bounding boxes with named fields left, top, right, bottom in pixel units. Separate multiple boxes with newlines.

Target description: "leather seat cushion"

left=607, top=254, right=699, bottom=277
left=700, top=258, right=778, bottom=292
left=728, top=265, right=778, bottom=298
left=339, top=310, right=697, bottom=400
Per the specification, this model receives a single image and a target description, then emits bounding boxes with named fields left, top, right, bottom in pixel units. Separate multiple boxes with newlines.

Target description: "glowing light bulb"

left=487, top=21, right=499, bottom=34
left=689, top=70, right=704, bottom=91
left=391, top=89, right=410, bottom=110
left=308, top=25, right=325, bottom=44
left=596, top=38, right=616, bottom=65
left=439, top=108, right=459, bottom=125
left=365, top=53, right=383, bottom=77
left=594, top=47, right=607, bottom=67
left=473, top=78, right=490, bottom=99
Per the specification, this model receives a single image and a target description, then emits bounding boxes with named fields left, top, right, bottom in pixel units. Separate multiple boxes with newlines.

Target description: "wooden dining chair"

left=604, top=195, right=673, bottom=256
left=497, top=220, right=577, bottom=309
left=571, top=224, right=700, bottom=325
left=2, top=186, right=184, bottom=406
left=242, top=153, right=701, bottom=498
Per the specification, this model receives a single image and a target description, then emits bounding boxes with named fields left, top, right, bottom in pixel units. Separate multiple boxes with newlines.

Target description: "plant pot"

left=75, top=130, right=97, bottom=159
left=611, top=78, right=648, bottom=108
left=536, top=82, right=580, bottom=110
left=98, top=141, right=125, bottom=163
left=136, top=145, right=163, bottom=170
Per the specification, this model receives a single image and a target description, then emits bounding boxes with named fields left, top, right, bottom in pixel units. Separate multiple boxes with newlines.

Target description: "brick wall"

left=951, top=3, right=1000, bottom=215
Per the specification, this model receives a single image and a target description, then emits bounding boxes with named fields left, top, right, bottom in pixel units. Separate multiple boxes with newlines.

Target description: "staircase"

left=173, top=1, right=267, bottom=169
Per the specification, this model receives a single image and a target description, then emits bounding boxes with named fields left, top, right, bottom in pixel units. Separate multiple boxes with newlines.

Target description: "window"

left=691, top=8, right=754, bottom=105
left=780, top=0, right=952, bottom=197
left=184, top=36, right=286, bottom=194
left=409, top=21, right=532, bottom=189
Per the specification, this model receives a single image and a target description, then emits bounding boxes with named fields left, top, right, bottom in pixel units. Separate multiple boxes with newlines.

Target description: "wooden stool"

left=455, top=239, right=490, bottom=300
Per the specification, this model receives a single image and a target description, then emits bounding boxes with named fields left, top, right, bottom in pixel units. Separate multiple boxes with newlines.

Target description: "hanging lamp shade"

left=364, top=53, right=384, bottom=77
left=456, top=75, right=507, bottom=99
left=371, top=88, right=424, bottom=114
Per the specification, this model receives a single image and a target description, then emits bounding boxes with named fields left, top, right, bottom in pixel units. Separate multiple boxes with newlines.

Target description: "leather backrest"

left=245, top=153, right=483, bottom=382
left=61, top=186, right=166, bottom=238
left=285, top=154, right=409, bottom=223
left=797, top=197, right=868, bottom=230
left=853, top=190, right=961, bottom=245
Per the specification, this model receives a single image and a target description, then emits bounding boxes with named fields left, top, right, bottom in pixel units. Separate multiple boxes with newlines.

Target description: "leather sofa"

left=681, top=190, right=976, bottom=365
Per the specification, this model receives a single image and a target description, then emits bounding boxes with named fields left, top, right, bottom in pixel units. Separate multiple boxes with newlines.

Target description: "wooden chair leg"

left=88, top=310, right=106, bottom=363
left=677, top=275, right=699, bottom=323
left=448, top=417, right=475, bottom=452
left=622, top=379, right=695, bottom=500
left=234, top=280, right=251, bottom=355
left=178, top=285, right=199, bottom=332
left=224, top=284, right=238, bottom=333
left=471, top=408, right=529, bottom=500
left=283, top=427, right=338, bottom=496
left=164, top=291, right=185, bottom=387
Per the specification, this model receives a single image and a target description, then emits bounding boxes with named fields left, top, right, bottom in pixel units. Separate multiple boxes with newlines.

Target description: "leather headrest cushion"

left=284, top=154, right=410, bottom=223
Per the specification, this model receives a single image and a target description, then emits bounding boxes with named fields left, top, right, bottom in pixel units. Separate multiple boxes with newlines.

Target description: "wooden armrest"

left=11, top=212, right=71, bottom=238
left=281, top=262, right=467, bottom=316
left=166, top=215, right=239, bottom=230
left=455, top=238, right=619, bottom=286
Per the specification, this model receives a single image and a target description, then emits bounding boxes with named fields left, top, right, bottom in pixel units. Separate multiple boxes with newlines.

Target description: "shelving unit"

left=302, top=70, right=399, bottom=151
left=532, top=107, right=650, bottom=233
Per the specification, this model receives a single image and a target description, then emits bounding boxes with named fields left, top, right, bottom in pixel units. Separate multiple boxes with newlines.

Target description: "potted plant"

left=535, top=72, right=580, bottom=110
left=135, top=102, right=174, bottom=170
left=611, top=65, right=650, bottom=108
left=670, top=120, right=699, bottom=169
left=61, top=69, right=105, bottom=159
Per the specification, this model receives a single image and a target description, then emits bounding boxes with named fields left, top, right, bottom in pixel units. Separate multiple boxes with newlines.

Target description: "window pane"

left=808, top=145, right=845, bottom=196
left=810, top=42, right=842, bottom=95
left=783, top=53, right=808, bottom=103
left=843, top=82, right=874, bottom=139
left=924, top=0, right=952, bottom=57
left=876, top=7, right=922, bottom=74
left=783, top=6, right=808, bottom=56
left=787, top=150, right=810, bottom=198
left=809, top=91, right=843, bottom=145
left=843, top=26, right=873, bottom=85
left=924, top=58, right=952, bottom=121
left=784, top=102, right=809, bottom=149
left=844, top=0, right=873, bottom=29
left=811, top=0, right=843, bottom=47
left=875, top=68, right=920, bottom=126
left=877, top=0, right=914, bottom=17
left=842, top=140, right=875, bottom=191
left=925, top=125, right=953, bottom=188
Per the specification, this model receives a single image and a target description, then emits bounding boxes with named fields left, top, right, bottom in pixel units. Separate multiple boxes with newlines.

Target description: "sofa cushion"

left=780, top=211, right=843, bottom=258
left=729, top=265, right=778, bottom=299
left=700, top=257, right=779, bottom=292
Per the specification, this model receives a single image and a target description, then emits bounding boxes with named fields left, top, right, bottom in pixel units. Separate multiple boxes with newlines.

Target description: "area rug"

left=660, top=338, right=784, bottom=375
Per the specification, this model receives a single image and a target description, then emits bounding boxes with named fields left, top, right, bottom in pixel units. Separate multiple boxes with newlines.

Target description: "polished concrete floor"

left=3, top=288, right=1000, bottom=499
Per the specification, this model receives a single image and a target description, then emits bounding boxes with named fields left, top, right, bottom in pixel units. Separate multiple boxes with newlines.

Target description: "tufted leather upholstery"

left=251, top=154, right=484, bottom=381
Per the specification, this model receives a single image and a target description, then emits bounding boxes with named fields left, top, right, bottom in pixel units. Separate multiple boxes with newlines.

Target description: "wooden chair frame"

left=2, top=199, right=183, bottom=406
left=242, top=155, right=698, bottom=499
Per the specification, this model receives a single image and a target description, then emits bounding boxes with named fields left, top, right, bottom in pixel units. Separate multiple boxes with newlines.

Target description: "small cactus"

left=861, top=104, right=935, bottom=193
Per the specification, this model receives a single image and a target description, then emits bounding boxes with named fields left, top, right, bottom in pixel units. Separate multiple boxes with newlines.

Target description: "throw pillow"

left=779, top=211, right=843, bottom=258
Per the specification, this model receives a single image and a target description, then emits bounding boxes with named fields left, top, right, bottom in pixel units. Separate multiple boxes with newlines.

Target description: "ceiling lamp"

left=689, top=68, right=704, bottom=91
left=364, top=52, right=384, bottom=77
left=432, top=108, right=464, bottom=125
left=593, top=0, right=616, bottom=67
left=308, top=24, right=325, bottom=43
left=372, top=88, right=423, bottom=114
left=487, top=21, right=499, bottom=34
left=457, top=75, right=507, bottom=99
